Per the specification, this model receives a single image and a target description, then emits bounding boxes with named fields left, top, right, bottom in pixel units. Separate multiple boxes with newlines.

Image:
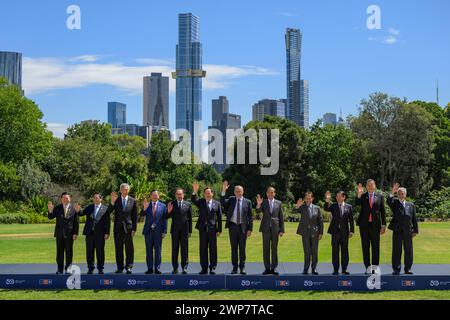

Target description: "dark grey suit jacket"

left=256, top=199, right=285, bottom=234
left=295, top=204, right=324, bottom=237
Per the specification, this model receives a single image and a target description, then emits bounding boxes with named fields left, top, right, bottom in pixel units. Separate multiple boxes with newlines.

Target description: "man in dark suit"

left=355, top=179, right=387, bottom=273
left=47, top=192, right=80, bottom=274
left=78, top=193, right=110, bottom=274
left=109, top=183, right=138, bottom=274
left=324, top=191, right=354, bottom=275
left=256, top=187, right=285, bottom=275
left=294, top=192, right=323, bottom=275
left=141, top=190, right=168, bottom=274
left=387, top=183, right=419, bottom=275
left=165, top=188, right=192, bottom=274
left=221, top=181, right=253, bottom=275
left=191, top=181, right=222, bottom=275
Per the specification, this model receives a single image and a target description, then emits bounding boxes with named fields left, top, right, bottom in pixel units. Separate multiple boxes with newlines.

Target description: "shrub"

left=0, top=212, right=30, bottom=224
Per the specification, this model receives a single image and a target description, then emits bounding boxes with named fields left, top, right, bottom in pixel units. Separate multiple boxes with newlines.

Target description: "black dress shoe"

left=199, top=270, right=208, bottom=275
left=392, top=271, right=400, bottom=276
left=155, top=270, right=162, bottom=275
left=312, top=270, right=319, bottom=275
left=56, top=271, right=63, bottom=275
left=231, top=268, right=238, bottom=275
left=405, top=271, right=414, bottom=275
left=115, top=269, right=124, bottom=274
left=262, top=269, right=271, bottom=275
left=342, top=271, right=350, bottom=275
left=145, top=269, right=153, bottom=275
left=302, top=270, right=309, bottom=275
left=172, top=269, right=178, bottom=275
left=182, top=268, right=187, bottom=275
left=98, top=270, right=104, bottom=275
left=272, top=269, right=279, bottom=276
left=126, top=269, right=132, bottom=275
left=332, top=271, right=339, bottom=276
left=209, top=270, right=216, bottom=275
left=240, top=269, right=247, bottom=275
left=87, top=270, right=94, bottom=275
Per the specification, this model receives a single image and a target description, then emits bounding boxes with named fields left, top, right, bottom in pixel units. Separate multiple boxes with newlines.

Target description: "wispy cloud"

left=23, top=56, right=278, bottom=95
left=278, top=11, right=300, bottom=17
left=46, top=123, right=69, bottom=139
left=368, top=27, right=401, bottom=45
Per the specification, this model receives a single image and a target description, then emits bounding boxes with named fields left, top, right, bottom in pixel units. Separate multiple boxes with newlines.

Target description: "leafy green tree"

left=0, top=78, right=53, bottom=164
left=0, top=162, right=20, bottom=200
left=66, top=121, right=114, bottom=146
left=17, top=159, right=51, bottom=201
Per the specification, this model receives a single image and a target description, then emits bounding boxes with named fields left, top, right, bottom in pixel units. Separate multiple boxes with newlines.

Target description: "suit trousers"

left=199, top=230, right=218, bottom=271
left=229, top=223, right=247, bottom=269
left=392, top=230, right=413, bottom=272
left=114, top=229, right=134, bottom=270
left=331, top=232, right=349, bottom=272
left=262, top=228, right=279, bottom=271
left=144, top=232, right=163, bottom=271
left=360, top=224, right=380, bottom=269
left=86, top=234, right=105, bottom=270
left=171, top=228, right=189, bottom=270
left=56, top=236, right=74, bottom=272
left=302, top=234, right=319, bottom=272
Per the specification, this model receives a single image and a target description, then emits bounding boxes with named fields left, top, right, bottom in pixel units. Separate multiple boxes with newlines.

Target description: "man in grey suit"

left=256, top=187, right=285, bottom=275
left=294, top=192, right=323, bottom=275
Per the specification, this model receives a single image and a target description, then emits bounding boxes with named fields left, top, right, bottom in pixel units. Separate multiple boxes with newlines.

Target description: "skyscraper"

left=252, top=99, right=286, bottom=122
left=212, top=96, right=229, bottom=126
left=285, top=28, right=309, bottom=129
left=0, top=51, right=22, bottom=89
left=323, top=113, right=337, bottom=126
left=143, top=73, right=169, bottom=131
left=173, top=13, right=206, bottom=151
left=107, top=102, right=126, bottom=128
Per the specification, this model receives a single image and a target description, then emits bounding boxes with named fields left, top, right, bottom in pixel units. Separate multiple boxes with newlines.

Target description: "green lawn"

left=1, top=221, right=450, bottom=300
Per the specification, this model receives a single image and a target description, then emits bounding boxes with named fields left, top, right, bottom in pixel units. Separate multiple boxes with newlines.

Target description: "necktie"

left=237, top=199, right=241, bottom=225
left=178, top=201, right=181, bottom=209
left=94, top=206, right=99, bottom=219
left=270, top=200, right=274, bottom=214
left=64, top=205, right=68, bottom=218
left=309, top=206, right=313, bottom=219
left=340, top=204, right=344, bottom=217
left=122, top=198, right=126, bottom=209
left=152, top=202, right=157, bottom=219
left=369, top=194, right=373, bottom=222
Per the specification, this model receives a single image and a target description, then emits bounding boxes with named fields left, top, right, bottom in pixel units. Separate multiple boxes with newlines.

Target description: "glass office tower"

left=0, top=51, right=22, bottom=89
left=107, top=102, right=127, bottom=129
left=285, top=28, right=302, bottom=126
left=173, top=13, right=206, bottom=152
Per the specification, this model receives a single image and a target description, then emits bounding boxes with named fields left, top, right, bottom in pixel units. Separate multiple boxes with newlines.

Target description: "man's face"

left=93, top=194, right=102, bottom=205
left=175, top=190, right=184, bottom=201
left=61, top=195, right=71, bottom=206
left=234, top=187, right=244, bottom=198
left=121, top=187, right=129, bottom=197
left=266, top=189, right=275, bottom=200
left=398, top=190, right=407, bottom=201
left=204, top=189, right=213, bottom=200
left=151, top=192, right=159, bottom=202
left=304, top=194, right=313, bottom=205
left=366, top=181, right=376, bottom=193
left=336, top=193, right=345, bottom=204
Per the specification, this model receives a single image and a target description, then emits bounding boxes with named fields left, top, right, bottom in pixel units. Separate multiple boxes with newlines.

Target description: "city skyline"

left=1, top=0, right=449, bottom=138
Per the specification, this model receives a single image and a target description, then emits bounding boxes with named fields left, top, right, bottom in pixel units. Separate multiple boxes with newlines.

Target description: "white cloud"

left=278, top=12, right=300, bottom=17
left=383, top=35, right=398, bottom=45
left=22, top=56, right=277, bottom=95
left=368, top=27, right=401, bottom=45
left=46, top=123, right=69, bottom=139
left=388, top=27, right=400, bottom=36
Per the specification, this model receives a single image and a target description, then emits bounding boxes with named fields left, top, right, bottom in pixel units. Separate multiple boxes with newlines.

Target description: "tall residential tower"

left=143, top=73, right=169, bottom=131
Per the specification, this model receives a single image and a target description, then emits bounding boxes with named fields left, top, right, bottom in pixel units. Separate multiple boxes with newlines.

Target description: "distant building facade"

left=143, top=73, right=169, bottom=131
left=0, top=51, right=22, bottom=89
left=252, top=99, right=286, bottom=122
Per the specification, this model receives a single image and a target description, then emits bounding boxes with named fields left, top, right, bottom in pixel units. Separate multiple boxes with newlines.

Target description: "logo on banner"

left=402, top=280, right=416, bottom=287
left=162, top=279, right=175, bottom=286
left=39, top=279, right=53, bottom=286
left=100, top=279, right=114, bottom=286
left=338, top=280, right=353, bottom=287
left=275, top=280, right=290, bottom=287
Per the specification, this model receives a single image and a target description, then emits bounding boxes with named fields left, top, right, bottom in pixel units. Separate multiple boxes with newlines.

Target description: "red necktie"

left=369, top=194, right=373, bottom=222
left=152, top=202, right=157, bottom=219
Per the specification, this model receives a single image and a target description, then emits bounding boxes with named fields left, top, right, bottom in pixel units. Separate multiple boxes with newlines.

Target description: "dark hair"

left=304, top=191, right=314, bottom=198
left=93, top=193, right=103, bottom=199
left=203, top=187, right=213, bottom=193
left=150, top=190, right=159, bottom=194
left=61, top=192, right=70, bottom=198
left=336, top=191, right=346, bottom=198
left=175, top=188, right=184, bottom=194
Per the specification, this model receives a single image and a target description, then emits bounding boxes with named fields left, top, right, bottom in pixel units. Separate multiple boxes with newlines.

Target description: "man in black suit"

left=294, top=192, right=324, bottom=275
left=221, top=181, right=253, bottom=275
left=324, top=191, right=354, bottom=275
left=47, top=192, right=80, bottom=274
left=355, top=179, right=387, bottom=273
left=191, top=181, right=222, bottom=275
left=108, top=183, right=138, bottom=274
left=166, top=188, right=192, bottom=275
left=387, top=183, right=419, bottom=275
left=78, top=193, right=110, bottom=274
left=256, top=187, right=285, bottom=275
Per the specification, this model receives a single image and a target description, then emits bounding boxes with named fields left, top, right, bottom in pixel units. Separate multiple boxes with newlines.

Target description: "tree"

left=0, top=78, right=53, bottom=164
left=17, top=159, right=51, bottom=201
left=0, top=162, right=20, bottom=200
left=65, top=121, right=114, bottom=146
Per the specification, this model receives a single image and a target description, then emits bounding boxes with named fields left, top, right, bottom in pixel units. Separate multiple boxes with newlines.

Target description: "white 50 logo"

left=430, top=280, right=440, bottom=287
left=128, top=279, right=137, bottom=286
left=304, top=280, right=313, bottom=287
left=189, top=280, right=199, bottom=286
left=241, top=280, right=251, bottom=287
left=5, top=279, right=15, bottom=285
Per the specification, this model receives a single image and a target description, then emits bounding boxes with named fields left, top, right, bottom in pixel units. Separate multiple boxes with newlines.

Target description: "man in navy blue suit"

left=141, top=190, right=168, bottom=274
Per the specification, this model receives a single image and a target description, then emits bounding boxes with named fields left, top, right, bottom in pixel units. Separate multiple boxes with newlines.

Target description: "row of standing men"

left=47, top=179, right=418, bottom=276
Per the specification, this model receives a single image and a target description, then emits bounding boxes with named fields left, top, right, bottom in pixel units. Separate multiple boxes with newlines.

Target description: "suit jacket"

left=387, top=196, right=419, bottom=235
left=191, top=194, right=222, bottom=233
left=355, top=192, right=387, bottom=230
left=165, top=200, right=193, bottom=235
left=295, top=204, right=324, bottom=237
left=108, top=196, right=138, bottom=234
left=141, top=201, right=168, bottom=235
left=324, top=202, right=354, bottom=235
left=79, top=204, right=110, bottom=237
left=221, top=195, right=253, bottom=234
left=256, top=199, right=285, bottom=234
left=48, top=204, right=79, bottom=239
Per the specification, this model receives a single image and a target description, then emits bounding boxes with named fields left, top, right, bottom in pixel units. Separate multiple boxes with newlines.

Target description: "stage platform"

left=1, top=263, right=450, bottom=291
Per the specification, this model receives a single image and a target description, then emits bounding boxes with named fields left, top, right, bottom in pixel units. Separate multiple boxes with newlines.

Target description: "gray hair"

left=234, top=185, right=244, bottom=192
left=398, top=187, right=407, bottom=195
left=120, top=183, right=130, bottom=190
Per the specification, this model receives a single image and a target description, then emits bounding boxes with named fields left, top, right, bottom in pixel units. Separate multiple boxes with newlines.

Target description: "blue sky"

left=1, top=0, right=449, bottom=137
